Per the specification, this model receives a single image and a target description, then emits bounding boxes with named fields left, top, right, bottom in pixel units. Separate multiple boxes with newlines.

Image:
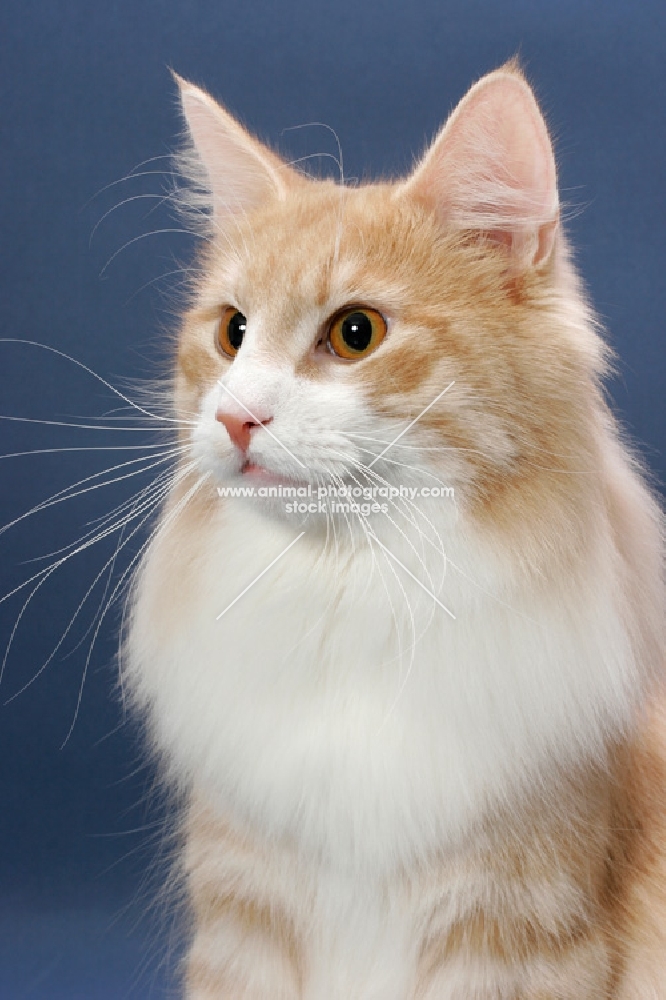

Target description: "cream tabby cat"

left=126, top=63, right=665, bottom=998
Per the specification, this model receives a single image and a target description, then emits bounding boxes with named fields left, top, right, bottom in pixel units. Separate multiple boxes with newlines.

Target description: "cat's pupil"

left=228, top=311, right=246, bottom=350
left=341, top=312, right=372, bottom=352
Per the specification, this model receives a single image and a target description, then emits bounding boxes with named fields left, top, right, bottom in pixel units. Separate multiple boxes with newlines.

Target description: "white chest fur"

left=126, top=498, right=637, bottom=875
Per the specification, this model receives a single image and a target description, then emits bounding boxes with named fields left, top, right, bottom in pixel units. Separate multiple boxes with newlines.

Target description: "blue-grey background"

left=0, top=1, right=664, bottom=996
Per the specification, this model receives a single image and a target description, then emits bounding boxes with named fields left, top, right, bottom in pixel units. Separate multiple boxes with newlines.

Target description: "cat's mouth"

left=240, top=460, right=264, bottom=476
left=239, top=459, right=278, bottom=484
left=239, top=458, right=309, bottom=488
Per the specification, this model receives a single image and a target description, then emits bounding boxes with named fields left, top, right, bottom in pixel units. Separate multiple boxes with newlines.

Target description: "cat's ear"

left=397, top=65, right=558, bottom=268
left=174, top=74, right=292, bottom=225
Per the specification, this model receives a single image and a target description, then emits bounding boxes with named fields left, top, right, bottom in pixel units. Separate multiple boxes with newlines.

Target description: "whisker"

left=0, top=447, right=184, bottom=541
left=64, top=519, right=130, bottom=658
left=82, top=164, right=174, bottom=209
left=280, top=123, right=344, bottom=185
left=0, top=338, right=197, bottom=425
left=329, top=449, right=443, bottom=592
left=90, top=193, right=175, bottom=247
left=26, top=464, right=178, bottom=563
left=81, top=463, right=179, bottom=532
left=284, top=152, right=345, bottom=175
left=99, top=228, right=213, bottom=279
left=64, top=463, right=188, bottom=660
left=2, top=471, right=175, bottom=698
left=0, top=443, right=181, bottom=460
left=0, top=414, right=187, bottom=431
left=346, top=461, right=442, bottom=638
left=347, top=458, right=451, bottom=717
left=350, top=451, right=452, bottom=553
left=325, top=463, right=416, bottom=692
left=62, top=465, right=207, bottom=747
left=328, top=468, right=357, bottom=563
left=125, top=265, right=201, bottom=304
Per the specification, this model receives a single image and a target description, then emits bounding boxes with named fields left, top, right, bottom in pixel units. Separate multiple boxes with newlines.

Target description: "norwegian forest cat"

left=125, top=63, right=665, bottom=998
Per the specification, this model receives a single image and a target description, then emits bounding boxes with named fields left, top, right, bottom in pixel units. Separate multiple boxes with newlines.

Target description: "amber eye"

left=217, top=307, right=247, bottom=357
left=328, top=308, right=387, bottom=360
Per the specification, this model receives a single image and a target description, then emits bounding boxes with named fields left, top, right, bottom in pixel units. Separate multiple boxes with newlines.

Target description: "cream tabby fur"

left=126, top=63, right=665, bottom=998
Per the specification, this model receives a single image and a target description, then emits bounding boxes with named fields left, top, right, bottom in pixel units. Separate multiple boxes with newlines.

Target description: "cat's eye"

left=217, top=307, right=247, bottom=358
left=327, top=308, right=387, bottom=360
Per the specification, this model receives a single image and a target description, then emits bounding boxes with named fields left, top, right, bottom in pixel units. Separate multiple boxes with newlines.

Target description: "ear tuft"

left=398, top=67, right=559, bottom=268
left=172, top=74, right=289, bottom=232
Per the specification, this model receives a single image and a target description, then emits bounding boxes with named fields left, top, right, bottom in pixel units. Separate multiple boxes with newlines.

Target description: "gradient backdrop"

left=0, top=1, right=664, bottom=997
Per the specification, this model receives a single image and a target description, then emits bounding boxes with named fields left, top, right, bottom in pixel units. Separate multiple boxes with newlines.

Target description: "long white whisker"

left=64, top=516, right=132, bottom=658
left=99, top=228, right=213, bottom=278
left=125, top=266, right=201, bottom=304
left=328, top=469, right=357, bottom=565
left=0, top=339, right=196, bottom=425
left=26, top=464, right=177, bottom=563
left=0, top=447, right=184, bottom=541
left=2, top=471, right=176, bottom=698
left=347, top=461, right=450, bottom=726
left=349, top=459, right=434, bottom=583
left=0, top=414, right=190, bottom=431
left=281, top=122, right=344, bottom=185
left=62, top=465, right=207, bottom=747
left=326, top=464, right=415, bottom=698
left=0, top=443, right=181, bottom=460
left=329, top=450, right=441, bottom=596
left=90, top=193, right=173, bottom=246
left=81, top=164, right=173, bottom=209
left=284, top=152, right=344, bottom=175
left=338, top=439, right=449, bottom=567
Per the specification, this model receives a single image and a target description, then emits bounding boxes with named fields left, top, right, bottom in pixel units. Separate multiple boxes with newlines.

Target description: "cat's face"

left=173, top=66, right=603, bottom=546
left=183, top=185, right=495, bottom=517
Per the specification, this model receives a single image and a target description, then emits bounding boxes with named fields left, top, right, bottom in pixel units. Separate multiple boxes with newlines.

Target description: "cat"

left=125, top=62, right=665, bottom=998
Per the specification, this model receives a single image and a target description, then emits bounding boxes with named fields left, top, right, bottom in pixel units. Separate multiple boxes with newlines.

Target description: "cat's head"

left=173, top=63, right=605, bottom=552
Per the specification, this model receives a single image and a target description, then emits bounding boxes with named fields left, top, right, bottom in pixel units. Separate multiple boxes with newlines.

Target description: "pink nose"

left=216, top=410, right=273, bottom=452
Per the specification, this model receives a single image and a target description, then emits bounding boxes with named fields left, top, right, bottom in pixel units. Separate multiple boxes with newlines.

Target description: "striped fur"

left=181, top=721, right=666, bottom=998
